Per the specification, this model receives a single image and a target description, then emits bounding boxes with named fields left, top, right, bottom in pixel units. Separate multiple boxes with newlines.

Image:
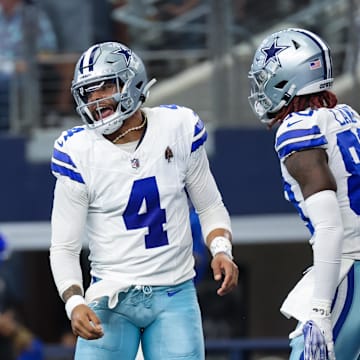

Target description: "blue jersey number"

left=57, top=126, right=85, bottom=147
left=123, top=177, right=169, bottom=248
left=337, top=129, right=360, bottom=214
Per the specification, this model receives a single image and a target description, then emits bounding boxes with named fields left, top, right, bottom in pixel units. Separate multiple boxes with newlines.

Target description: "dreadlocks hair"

left=268, top=90, right=338, bottom=129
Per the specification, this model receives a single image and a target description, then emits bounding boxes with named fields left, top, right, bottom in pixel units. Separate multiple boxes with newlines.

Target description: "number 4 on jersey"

left=123, top=177, right=169, bottom=248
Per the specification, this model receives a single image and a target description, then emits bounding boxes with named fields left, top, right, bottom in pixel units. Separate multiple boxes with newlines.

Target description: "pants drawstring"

left=130, top=285, right=153, bottom=308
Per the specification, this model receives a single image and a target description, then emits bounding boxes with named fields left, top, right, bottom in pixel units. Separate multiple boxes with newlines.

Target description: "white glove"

left=289, top=300, right=335, bottom=360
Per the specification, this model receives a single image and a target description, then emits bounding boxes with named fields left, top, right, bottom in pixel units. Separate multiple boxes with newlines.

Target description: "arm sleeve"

left=185, top=147, right=232, bottom=240
left=49, top=179, right=88, bottom=299
left=305, top=190, right=344, bottom=302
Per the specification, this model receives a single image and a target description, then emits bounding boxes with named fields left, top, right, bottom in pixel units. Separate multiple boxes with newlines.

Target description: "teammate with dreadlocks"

left=248, top=28, right=360, bottom=360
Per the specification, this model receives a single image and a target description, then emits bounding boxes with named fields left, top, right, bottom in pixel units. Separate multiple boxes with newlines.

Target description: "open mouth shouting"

left=93, top=103, right=116, bottom=121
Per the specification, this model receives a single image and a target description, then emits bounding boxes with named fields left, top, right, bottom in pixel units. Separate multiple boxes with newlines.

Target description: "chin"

left=100, top=120, right=124, bottom=135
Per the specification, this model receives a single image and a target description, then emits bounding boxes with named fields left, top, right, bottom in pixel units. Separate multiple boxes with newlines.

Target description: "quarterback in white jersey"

left=49, top=42, right=239, bottom=360
left=249, top=28, right=360, bottom=360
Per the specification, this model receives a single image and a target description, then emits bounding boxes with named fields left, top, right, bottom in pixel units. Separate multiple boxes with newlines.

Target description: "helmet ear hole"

left=135, top=81, right=143, bottom=89
left=275, top=80, right=288, bottom=89
left=292, top=40, right=300, bottom=49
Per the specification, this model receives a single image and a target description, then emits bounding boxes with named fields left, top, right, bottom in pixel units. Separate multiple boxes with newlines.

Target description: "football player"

left=248, top=28, right=360, bottom=360
left=49, top=41, right=239, bottom=360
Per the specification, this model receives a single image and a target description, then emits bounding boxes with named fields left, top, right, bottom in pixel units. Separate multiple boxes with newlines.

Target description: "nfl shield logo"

left=131, top=158, right=140, bottom=169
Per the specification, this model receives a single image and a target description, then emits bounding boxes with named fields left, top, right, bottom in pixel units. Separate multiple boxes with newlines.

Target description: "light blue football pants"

left=290, top=261, right=360, bottom=360
left=74, top=279, right=205, bottom=360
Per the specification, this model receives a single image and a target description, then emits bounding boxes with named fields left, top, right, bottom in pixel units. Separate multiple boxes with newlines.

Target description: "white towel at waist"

left=280, top=258, right=354, bottom=322
left=85, top=280, right=131, bottom=309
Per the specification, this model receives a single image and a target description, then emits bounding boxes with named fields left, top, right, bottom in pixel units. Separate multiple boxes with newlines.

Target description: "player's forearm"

left=206, top=228, right=232, bottom=247
left=206, top=229, right=233, bottom=260
left=305, top=190, right=343, bottom=301
left=63, top=285, right=87, bottom=320
left=50, top=248, right=84, bottom=300
left=50, top=182, right=87, bottom=300
left=62, top=284, right=84, bottom=303
left=197, top=200, right=232, bottom=240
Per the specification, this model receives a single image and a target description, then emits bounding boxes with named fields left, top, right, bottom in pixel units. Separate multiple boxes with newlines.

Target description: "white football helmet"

left=248, top=28, right=333, bottom=123
left=71, top=42, right=156, bottom=135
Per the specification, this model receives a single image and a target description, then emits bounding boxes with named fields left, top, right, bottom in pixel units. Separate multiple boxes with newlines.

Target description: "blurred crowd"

left=0, top=0, right=334, bottom=133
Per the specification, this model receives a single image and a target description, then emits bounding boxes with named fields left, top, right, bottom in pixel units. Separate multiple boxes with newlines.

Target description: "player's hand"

left=289, top=300, right=335, bottom=360
left=70, top=304, right=104, bottom=340
left=302, top=317, right=335, bottom=360
left=211, top=253, right=238, bottom=296
left=304, top=300, right=335, bottom=360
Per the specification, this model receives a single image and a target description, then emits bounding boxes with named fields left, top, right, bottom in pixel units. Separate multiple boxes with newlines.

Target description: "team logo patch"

left=260, top=37, right=289, bottom=67
left=165, top=146, right=174, bottom=162
left=131, top=158, right=140, bottom=169
left=112, top=47, right=132, bottom=66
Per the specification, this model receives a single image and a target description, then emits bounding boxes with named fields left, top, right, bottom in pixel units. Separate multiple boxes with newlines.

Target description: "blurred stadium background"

left=1, top=0, right=359, bottom=359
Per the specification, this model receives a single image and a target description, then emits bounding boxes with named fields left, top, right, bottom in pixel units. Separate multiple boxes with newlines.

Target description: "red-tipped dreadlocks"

left=268, top=90, right=338, bottom=129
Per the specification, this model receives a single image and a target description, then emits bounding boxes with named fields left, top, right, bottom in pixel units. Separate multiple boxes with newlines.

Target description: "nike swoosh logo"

left=57, top=140, right=64, bottom=147
left=286, top=119, right=303, bottom=127
left=167, top=289, right=182, bottom=297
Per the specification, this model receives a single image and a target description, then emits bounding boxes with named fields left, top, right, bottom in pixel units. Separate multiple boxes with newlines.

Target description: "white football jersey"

left=275, top=104, right=360, bottom=258
left=51, top=105, right=214, bottom=287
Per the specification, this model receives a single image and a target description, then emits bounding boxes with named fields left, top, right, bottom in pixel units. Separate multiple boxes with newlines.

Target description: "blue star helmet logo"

left=112, top=47, right=132, bottom=66
left=261, top=37, right=289, bottom=67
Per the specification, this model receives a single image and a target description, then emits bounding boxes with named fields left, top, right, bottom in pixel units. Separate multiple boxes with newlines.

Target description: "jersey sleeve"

left=275, top=109, right=328, bottom=162
left=191, top=112, right=208, bottom=154
left=50, top=127, right=88, bottom=298
left=184, top=108, right=218, bottom=210
left=50, top=180, right=87, bottom=298
left=50, top=126, right=88, bottom=194
left=183, top=109, right=231, bottom=238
